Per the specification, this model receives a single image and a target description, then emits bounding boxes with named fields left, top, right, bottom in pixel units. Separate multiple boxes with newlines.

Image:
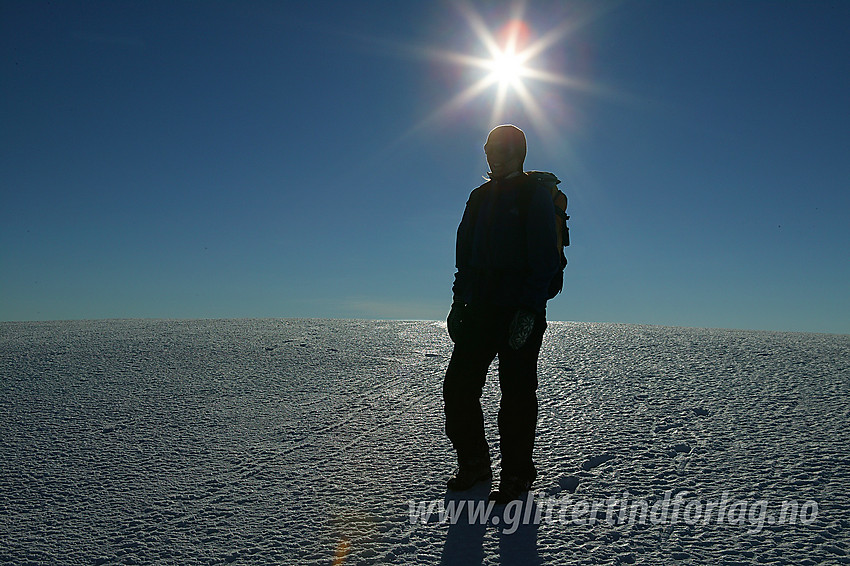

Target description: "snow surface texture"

left=1, top=319, right=848, bottom=565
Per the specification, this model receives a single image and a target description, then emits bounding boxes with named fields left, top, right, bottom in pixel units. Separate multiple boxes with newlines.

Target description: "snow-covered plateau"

left=1, top=319, right=848, bottom=565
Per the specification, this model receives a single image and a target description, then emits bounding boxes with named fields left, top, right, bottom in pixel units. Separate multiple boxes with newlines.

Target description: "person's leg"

left=496, top=313, right=546, bottom=483
left=443, top=338, right=496, bottom=464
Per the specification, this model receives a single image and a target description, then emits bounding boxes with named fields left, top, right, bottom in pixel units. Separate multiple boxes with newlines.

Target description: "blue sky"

left=2, top=0, right=848, bottom=334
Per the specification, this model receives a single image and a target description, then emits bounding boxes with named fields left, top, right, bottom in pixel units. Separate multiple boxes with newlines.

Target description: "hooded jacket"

left=452, top=172, right=560, bottom=314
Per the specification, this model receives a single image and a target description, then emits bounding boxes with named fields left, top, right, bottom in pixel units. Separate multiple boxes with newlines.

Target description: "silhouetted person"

left=444, top=124, right=564, bottom=503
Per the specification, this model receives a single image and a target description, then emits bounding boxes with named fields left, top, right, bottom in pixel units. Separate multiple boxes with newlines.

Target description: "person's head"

left=484, top=124, right=526, bottom=179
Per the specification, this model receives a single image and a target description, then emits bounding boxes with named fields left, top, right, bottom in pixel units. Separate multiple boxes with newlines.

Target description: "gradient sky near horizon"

left=2, top=0, right=849, bottom=334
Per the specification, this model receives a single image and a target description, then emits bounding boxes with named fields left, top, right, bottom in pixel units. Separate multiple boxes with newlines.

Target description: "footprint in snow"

left=669, top=443, right=691, bottom=456
left=582, top=453, right=616, bottom=471
left=557, top=475, right=580, bottom=493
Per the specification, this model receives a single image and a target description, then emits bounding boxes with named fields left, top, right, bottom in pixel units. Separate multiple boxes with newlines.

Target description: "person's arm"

left=448, top=194, right=477, bottom=343
left=452, top=191, right=478, bottom=303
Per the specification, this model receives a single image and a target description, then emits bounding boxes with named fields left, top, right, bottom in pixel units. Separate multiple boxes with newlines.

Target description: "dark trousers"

left=443, top=306, right=546, bottom=480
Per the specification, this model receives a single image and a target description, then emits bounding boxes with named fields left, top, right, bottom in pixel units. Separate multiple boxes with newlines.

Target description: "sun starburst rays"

left=371, top=3, right=592, bottom=156
left=431, top=3, right=578, bottom=130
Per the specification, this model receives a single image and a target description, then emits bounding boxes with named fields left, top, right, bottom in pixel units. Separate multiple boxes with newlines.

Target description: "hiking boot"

left=488, top=474, right=532, bottom=504
left=447, top=457, right=492, bottom=491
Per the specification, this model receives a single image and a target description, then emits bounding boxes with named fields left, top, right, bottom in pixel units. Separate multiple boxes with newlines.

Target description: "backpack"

left=523, top=171, right=569, bottom=298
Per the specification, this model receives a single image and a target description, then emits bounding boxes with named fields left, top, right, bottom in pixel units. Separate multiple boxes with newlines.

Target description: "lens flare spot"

left=332, top=536, right=351, bottom=565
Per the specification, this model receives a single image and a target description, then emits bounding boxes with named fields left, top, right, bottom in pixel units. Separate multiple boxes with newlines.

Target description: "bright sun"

left=420, top=5, right=583, bottom=132
left=487, top=48, right=527, bottom=87
left=395, top=3, right=592, bottom=142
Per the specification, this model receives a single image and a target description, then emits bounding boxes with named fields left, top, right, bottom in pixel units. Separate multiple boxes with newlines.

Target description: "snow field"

left=1, top=319, right=848, bottom=565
